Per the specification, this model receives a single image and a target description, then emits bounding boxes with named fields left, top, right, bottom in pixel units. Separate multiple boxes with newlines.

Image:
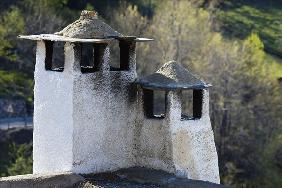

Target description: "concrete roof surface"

left=0, top=167, right=230, bottom=188
left=136, top=61, right=211, bottom=90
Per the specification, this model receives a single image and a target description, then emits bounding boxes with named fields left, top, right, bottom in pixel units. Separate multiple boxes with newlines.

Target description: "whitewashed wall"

left=136, top=89, right=220, bottom=184
left=33, top=41, right=74, bottom=173
left=33, top=40, right=219, bottom=184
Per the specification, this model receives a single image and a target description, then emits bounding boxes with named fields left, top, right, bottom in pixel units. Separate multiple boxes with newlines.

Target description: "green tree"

left=0, top=7, right=25, bottom=61
left=7, top=143, right=32, bottom=176
left=111, top=2, right=282, bottom=187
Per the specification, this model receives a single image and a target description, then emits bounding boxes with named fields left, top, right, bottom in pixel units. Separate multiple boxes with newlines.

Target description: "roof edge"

left=135, top=81, right=212, bottom=90
left=18, top=34, right=154, bottom=43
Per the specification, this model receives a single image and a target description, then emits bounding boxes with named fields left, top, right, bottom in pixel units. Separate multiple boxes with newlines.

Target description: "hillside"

left=218, top=0, right=282, bottom=58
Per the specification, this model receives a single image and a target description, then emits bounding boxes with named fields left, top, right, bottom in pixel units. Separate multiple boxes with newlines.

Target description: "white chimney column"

left=170, top=89, right=220, bottom=183
left=33, top=41, right=75, bottom=173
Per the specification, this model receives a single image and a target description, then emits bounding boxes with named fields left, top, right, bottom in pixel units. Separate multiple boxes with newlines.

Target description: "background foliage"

left=0, top=0, right=281, bottom=187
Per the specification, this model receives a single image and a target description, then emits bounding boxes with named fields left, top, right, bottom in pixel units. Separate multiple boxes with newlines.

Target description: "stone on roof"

left=136, top=61, right=210, bottom=90
left=54, top=10, right=122, bottom=39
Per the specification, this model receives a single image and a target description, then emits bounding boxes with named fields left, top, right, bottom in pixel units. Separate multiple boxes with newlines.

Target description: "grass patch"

left=218, top=0, right=282, bottom=58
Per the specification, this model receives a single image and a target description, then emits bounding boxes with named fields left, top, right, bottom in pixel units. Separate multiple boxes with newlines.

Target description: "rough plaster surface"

left=34, top=41, right=138, bottom=174
left=33, top=41, right=219, bottom=184
left=33, top=41, right=74, bottom=173
left=71, top=40, right=138, bottom=174
left=168, top=90, right=220, bottom=183
left=136, top=89, right=220, bottom=183
left=72, top=72, right=138, bottom=173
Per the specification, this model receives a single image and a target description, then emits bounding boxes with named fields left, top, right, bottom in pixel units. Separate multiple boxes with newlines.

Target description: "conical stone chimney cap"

left=136, top=61, right=211, bottom=90
left=55, top=10, right=122, bottom=39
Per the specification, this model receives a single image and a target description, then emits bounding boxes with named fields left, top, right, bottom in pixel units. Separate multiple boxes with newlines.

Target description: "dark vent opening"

left=80, top=43, right=107, bottom=73
left=109, top=40, right=134, bottom=71
left=119, top=40, right=133, bottom=71
left=109, top=41, right=121, bottom=71
left=143, top=89, right=166, bottom=119
left=94, top=43, right=107, bottom=71
left=181, top=89, right=203, bottom=120
left=44, top=41, right=64, bottom=72
left=81, top=43, right=95, bottom=73
left=193, top=89, right=203, bottom=119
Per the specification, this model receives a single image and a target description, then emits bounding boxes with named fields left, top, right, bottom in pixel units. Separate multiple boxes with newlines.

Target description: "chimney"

left=19, top=11, right=219, bottom=184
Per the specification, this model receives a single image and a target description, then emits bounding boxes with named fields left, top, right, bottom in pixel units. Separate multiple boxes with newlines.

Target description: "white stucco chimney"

left=19, top=10, right=219, bottom=184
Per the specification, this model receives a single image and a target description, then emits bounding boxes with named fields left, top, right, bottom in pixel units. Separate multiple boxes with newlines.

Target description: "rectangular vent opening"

left=119, top=40, right=132, bottom=71
left=109, top=41, right=121, bottom=71
left=143, top=89, right=166, bottom=119
left=181, top=90, right=203, bottom=120
left=45, top=41, right=64, bottom=72
left=81, top=43, right=95, bottom=73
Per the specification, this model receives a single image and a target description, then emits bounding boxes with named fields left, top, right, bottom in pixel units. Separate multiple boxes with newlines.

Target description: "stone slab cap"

left=136, top=61, right=211, bottom=90
left=18, top=10, right=154, bottom=43
left=18, top=34, right=114, bottom=43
